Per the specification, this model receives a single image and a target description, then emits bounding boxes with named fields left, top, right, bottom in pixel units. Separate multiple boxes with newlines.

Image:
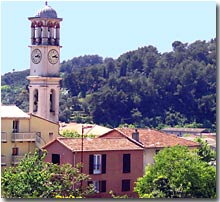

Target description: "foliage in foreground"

left=1, top=150, right=94, bottom=198
left=109, top=190, right=128, bottom=198
left=195, top=137, right=216, bottom=162
left=134, top=145, right=216, bottom=198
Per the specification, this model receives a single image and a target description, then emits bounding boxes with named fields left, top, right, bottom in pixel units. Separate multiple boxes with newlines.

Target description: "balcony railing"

left=1, top=155, right=7, bottom=166
left=11, top=132, right=36, bottom=142
left=1, top=132, right=7, bottom=142
left=11, top=155, right=25, bottom=165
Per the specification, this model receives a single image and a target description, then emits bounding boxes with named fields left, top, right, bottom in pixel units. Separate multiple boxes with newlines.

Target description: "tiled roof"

left=201, top=133, right=216, bottom=140
left=59, top=122, right=112, bottom=136
left=181, top=136, right=216, bottom=148
left=1, top=105, right=30, bottom=119
left=116, top=128, right=199, bottom=148
left=55, top=137, right=143, bottom=152
left=161, top=127, right=208, bottom=133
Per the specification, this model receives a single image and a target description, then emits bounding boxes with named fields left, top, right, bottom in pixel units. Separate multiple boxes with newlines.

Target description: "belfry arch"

left=50, top=89, right=55, bottom=113
left=33, top=89, right=38, bottom=112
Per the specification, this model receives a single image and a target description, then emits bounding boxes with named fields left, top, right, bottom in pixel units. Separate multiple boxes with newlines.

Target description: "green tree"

left=1, top=150, right=94, bottom=198
left=61, top=129, right=81, bottom=138
left=134, top=145, right=216, bottom=198
left=195, top=137, right=216, bottom=163
left=61, top=130, right=95, bottom=139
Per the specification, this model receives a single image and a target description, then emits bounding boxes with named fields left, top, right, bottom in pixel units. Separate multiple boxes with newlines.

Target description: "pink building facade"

left=43, top=137, right=143, bottom=198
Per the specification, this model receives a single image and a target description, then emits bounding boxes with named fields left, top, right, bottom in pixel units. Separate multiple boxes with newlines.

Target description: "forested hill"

left=1, top=39, right=216, bottom=130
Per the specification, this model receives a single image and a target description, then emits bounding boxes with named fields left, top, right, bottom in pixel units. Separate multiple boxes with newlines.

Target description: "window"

left=12, top=147, right=19, bottom=156
left=89, top=154, right=106, bottom=174
left=121, top=180, right=130, bottom=191
left=122, top=179, right=130, bottom=192
left=99, top=180, right=106, bottom=192
left=52, top=154, right=60, bottom=165
left=12, top=120, right=19, bottom=133
left=123, top=154, right=131, bottom=173
left=94, top=154, right=101, bottom=174
left=93, top=181, right=99, bottom=193
left=88, top=180, right=106, bottom=193
left=49, top=132, right=53, bottom=140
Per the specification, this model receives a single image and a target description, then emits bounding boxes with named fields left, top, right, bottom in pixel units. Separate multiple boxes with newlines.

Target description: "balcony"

left=1, top=155, right=7, bottom=166
left=11, top=155, right=25, bottom=165
left=11, top=132, right=36, bottom=142
left=1, top=132, right=7, bottom=142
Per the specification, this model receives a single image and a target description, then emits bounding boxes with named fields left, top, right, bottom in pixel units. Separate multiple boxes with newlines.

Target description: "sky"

left=1, top=1, right=216, bottom=74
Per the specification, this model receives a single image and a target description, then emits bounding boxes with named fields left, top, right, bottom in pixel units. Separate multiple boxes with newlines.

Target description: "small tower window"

left=33, top=89, right=38, bottom=112
left=50, top=89, right=55, bottom=112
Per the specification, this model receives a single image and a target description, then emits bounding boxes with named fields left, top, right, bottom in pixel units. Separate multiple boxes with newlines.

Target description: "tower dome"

left=35, top=1, right=57, bottom=18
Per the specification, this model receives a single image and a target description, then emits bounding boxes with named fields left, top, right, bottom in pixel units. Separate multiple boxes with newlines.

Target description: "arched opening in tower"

left=50, top=89, right=55, bottom=113
left=33, top=89, right=38, bottom=112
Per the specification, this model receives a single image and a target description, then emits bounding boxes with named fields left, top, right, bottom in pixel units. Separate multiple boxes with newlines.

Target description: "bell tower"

left=27, top=2, right=62, bottom=123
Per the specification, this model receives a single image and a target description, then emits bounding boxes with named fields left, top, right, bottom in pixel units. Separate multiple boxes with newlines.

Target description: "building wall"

left=1, top=141, right=36, bottom=170
left=1, top=118, right=35, bottom=170
left=43, top=140, right=73, bottom=165
left=143, top=148, right=156, bottom=172
left=30, top=115, right=59, bottom=144
left=1, top=118, right=30, bottom=135
left=1, top=115, right=59, bottom=170
left=80, top=150, right=142, bottom=198
left=44, top=141, right=143, bottom=198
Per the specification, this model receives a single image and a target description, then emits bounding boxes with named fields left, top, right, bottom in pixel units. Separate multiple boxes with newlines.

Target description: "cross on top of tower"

left=45, top=1, right=48, bottom=6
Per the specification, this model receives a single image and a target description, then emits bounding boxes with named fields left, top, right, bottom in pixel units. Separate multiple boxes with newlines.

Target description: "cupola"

left=35, top=1, right=58, bottom=18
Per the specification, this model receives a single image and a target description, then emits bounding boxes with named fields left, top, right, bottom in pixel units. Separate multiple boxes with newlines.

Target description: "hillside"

left=1, top=39, right=216, bottom=130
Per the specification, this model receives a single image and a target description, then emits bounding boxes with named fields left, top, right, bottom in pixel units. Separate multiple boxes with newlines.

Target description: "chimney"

left=132, top=129, right=139, bottom=142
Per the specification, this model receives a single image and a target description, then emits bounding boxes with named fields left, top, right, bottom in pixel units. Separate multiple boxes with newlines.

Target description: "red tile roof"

left=54, top=137, right=143, bottom=152
left=115, top=128, right=199, bottom=148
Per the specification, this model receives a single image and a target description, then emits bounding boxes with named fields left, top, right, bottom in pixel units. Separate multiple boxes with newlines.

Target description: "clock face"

left=48, top=49, right=59, bottom=64
left=31, top=49, right=42, bottom=64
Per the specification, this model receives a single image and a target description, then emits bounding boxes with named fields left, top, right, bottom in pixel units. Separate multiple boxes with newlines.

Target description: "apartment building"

left=1, top=105, right=59, bottom=169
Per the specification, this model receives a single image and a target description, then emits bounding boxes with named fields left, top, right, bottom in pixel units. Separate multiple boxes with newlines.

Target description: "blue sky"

left=1, top=1, right=216, bottom=74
